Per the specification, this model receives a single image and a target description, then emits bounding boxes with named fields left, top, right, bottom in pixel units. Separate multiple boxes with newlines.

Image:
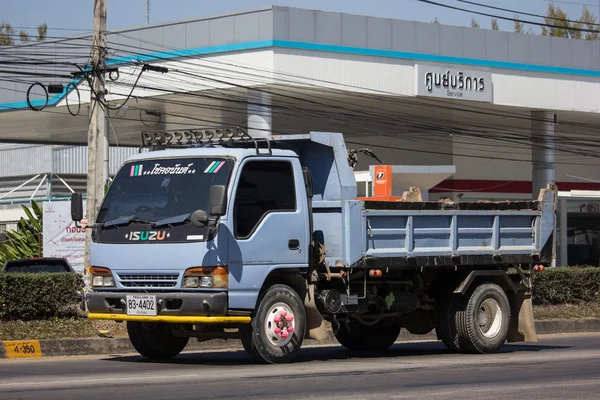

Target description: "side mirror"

left=303, top=167, right=314, bottom=199
left=209, top=185, right=227, bottom=217
left=71, top=193, right=84, bottom=222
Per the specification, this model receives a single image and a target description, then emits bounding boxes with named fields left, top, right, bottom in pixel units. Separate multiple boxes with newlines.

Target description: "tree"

left=491, top=18, right=499, bottom=31
left=514, top=15, right=525, bottom=33
left=19, top=30, right=30, bottom=43
left=0, top=23, right=15, bottom=46
left=433, top=17, right=440, bottom=24
left=541, top=4, right=579, bottom=39
left=37, top=23, right=47, bottom=41
left=0, top=201, right=43, bottom=263
left=471, top=17, right=480, bottom=28
left=578, top=7, right=599, bottom=40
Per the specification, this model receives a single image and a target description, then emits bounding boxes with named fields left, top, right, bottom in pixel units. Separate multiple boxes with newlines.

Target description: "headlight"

left=90, top=267, right=115, bottom=288
left=183, top=266, right=228, bottom=288
left=183, top=276, right=199, bottom=288
left=92, top=276, right=105, bottom=286
left=103, top=276, right=115, bottom=287
left=200, top=276, right=212, bottom=287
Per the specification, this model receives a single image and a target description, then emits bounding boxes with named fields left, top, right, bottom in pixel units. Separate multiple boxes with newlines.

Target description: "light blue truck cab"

left=71, top=129, right=556, bottom=364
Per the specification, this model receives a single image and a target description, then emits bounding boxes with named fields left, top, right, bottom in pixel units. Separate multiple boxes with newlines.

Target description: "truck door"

left=226, top=158, right=308, bottom=309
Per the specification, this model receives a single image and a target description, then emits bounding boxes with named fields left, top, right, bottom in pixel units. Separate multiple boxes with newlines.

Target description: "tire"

left=456, top=282, right=511, bottom=354
left=127, top=321, right=189, bottom=360
left=436, top=295, right=461, bottom=352
left=335, top=319, right=401, bottom=351
left=242, top=284, right=306, bottom=364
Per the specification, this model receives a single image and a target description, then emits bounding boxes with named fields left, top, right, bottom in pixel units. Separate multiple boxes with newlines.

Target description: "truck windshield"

left=97, top=157, right=234, bottom=225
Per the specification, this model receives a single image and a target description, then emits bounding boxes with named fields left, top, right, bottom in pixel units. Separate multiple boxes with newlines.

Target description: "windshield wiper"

left=101, top=215, right=155, bottom=229
left=154, top=213, right=191, bottom=228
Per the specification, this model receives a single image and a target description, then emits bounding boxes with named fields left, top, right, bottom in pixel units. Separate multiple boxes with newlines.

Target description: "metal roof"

left=129, top=146, right=298, bottom=162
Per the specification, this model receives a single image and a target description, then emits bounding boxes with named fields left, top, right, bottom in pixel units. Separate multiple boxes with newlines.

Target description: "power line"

left=458, top=0, right=600, bottom=27
left=4, top=30, right=600, bottom=164
left=417, top=0, right=600, bottom=32
left=541, top=0, right=599, bottom=8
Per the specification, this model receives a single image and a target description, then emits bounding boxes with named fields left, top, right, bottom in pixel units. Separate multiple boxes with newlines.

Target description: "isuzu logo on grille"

left=125, top=231, right=170, bottom=241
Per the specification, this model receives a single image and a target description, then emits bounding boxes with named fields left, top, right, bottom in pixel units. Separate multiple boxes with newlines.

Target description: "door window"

left=233, top=160, right=296, bottom=239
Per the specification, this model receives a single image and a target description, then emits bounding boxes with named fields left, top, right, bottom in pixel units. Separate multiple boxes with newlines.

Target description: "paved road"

left=1, top=333, right=600, bottom=400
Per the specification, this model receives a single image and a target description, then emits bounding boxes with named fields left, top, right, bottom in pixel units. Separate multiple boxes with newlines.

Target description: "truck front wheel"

left=241, top=284, right=306, bottom=364
left=127, top=321, right=189, bottom=360
left=456, top=282, right=511, bottom=354
left=335, top=319, right=401, bottom=351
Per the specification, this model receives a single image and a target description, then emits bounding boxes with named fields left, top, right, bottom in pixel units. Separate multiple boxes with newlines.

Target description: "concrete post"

left=247, top=90, right=271, bottom=138
left=531, top=111, right=556, bottom=198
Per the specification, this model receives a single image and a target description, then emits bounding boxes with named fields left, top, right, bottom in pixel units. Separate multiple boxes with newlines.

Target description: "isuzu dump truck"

left=71, top=129, right=555, bottom=364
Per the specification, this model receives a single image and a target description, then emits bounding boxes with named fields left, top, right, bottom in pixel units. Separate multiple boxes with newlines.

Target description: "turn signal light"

left=183, top=266, right=228, bottom=289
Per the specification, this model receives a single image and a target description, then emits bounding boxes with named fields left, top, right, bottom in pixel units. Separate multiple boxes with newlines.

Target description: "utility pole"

left=84, top=0, right=108, bottom=272
left=145, top=0, right=150, bottom=24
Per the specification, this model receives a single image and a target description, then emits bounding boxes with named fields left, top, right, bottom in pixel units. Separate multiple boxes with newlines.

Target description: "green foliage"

left=0, top=272, right=84, bottom=321
left=0, top=200, right=43, bottom=264
left=0, top=23, right=15, bottom=46
left=37, top=23, right=47, bottom=41
left=491, top=19, right=499, bottom=31
left=0, top=23, right=47, bottom=45
left=19, top=30, right=30, bottom=43
left=471, top=17, right=480, bottom=29
left=540, top=5, right=599, bottom=40
left=532, top=267, right=600, bottom=305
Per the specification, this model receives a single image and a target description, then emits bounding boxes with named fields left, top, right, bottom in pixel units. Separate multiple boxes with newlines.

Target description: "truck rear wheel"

left=127, top=321, right=189, bottom=360
left=456, top=282, right=511, bottom=354
left=241, top=284, right=306, bottom=364
left=335, top=319, right=401, bottom=351
left=436, top=295, right=461, bottom=352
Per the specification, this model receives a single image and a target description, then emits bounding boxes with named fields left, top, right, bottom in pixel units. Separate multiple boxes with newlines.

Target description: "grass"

left=1, top=303, right=600, bottom=341
left=532, top=301, right=600, bottom=320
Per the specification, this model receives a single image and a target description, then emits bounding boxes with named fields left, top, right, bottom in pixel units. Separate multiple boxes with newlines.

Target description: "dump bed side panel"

left=361, top=188, right=556, bottom=267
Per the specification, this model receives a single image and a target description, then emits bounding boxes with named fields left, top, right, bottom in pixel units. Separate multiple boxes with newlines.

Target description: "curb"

left=1, top=319, right=598, bottom=359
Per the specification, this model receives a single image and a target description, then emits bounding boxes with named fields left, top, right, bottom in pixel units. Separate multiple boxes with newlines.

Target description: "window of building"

left=233, top=160, right=296, bottom=239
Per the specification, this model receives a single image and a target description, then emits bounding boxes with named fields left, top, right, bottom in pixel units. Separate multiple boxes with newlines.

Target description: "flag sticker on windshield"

left=204, top=161, right=225, bottom=174
left=130, top=164, right=143, bottom=177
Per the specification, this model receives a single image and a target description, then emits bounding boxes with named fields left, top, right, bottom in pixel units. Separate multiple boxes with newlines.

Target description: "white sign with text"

left=415, top=64, right=493, bottom=103
left=43, top=201, right=86, bottom=273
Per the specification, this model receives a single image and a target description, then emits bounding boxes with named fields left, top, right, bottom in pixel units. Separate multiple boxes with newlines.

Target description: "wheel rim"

left=477, top=298, right=503, bottom=339
left=264, top=302, right=296, bottom=347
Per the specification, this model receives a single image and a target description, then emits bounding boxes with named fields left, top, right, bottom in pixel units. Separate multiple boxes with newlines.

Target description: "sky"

left=3, top=0, right=600, bottom=39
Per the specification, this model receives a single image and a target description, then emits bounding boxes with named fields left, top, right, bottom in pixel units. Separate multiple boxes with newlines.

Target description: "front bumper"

left=86, top=291, right=247, bottom=323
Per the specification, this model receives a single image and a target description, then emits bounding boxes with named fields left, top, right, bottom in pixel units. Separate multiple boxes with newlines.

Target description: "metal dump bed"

left=361, top=187, right=556, bottom=268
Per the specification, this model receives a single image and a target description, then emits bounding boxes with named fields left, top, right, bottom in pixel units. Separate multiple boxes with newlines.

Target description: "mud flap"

left=507, top=290, right=538, bottom=343
left=304, top=283, right=330, bottom=343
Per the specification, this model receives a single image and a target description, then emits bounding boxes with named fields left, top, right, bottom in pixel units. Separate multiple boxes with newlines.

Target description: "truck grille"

left=118, top=273, right=179, bottom=288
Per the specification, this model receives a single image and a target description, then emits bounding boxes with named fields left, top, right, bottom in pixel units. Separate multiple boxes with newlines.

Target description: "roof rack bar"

left=138, top=126, right=271, bottom=155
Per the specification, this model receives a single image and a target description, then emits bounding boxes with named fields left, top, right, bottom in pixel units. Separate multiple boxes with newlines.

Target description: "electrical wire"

left=106, top=33, right=600, bottom=136
left=62, top=61, right=600, bottom=161
left=65, top=82, right=81, bottom=116
left=457, top=0, right=600, bottom=27
left=25, top=82, right=48, bottom=111
left=541, top=0, right=600, bottom=8
left=416, top=0, right=600, bottom=33
left=1, top=27, right=600, bottom=167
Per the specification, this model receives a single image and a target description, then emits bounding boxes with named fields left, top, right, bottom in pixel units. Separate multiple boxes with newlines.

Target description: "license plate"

left=126, top=295, right=157, bottom=316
